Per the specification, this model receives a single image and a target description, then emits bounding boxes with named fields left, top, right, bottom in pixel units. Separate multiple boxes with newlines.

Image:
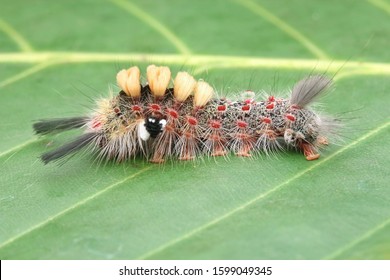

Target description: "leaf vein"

left=324, top=216, right=390, bottom=259
left=0, top=17, right=34, bottom=52
left=0, top=61, right=58, bottom=89
left=0, top=138, right=39, bottom=160
left=109, top=0, right=192, bottom=55
left=0, top=166, right=153, bottom=250
left=232, top=0, right=329, bottom=60
left=367, top=0, right=390, bottom=15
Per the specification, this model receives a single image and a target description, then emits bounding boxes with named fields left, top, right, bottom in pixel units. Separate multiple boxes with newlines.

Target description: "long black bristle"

left=33, top=117, right=88, bottom=135
left=41, top=132, right=97, bottom=164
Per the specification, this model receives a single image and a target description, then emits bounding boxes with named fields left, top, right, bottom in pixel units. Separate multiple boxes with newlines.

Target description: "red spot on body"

left=92, top=121, right=101, bottom=129
left=242, top=104, right=251, bottom=111
left=291, top=105, right=300, bottom=110
left=187, top=117, right=198, bottom=126
left=286, top=114, right=296, bottom=121
left=114, top=108, right=120, bottom=114
left=217, top=105, right=226, bottom=112
left=209, top=120, right=221, bottom=129
left=268, top=96, right=275, bottom=102
left=132, top=105, right=141, bottom=112
left=167, top=108, right=179, bottom=119
left=237, top=120, right=248, bottom=128
left=150, top=104, right=161, bottom=111
left=266, top=103, right=274, bottom=110
left=262, top=117, right=272, bottom=124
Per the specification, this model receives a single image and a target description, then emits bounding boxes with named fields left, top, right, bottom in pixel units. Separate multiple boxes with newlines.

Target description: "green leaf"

left=0, top=0, right=389, bottom=259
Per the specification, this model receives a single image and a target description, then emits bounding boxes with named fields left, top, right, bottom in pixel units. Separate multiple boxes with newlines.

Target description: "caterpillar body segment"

left=34, top=65, right=339, bottom=164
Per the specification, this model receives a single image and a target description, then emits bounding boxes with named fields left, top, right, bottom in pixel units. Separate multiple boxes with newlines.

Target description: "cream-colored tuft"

left=116, top=66, right=141, bottom=98
left=116, top=70, right=128, bottom=94
left=194, top=80, right=214, bottom=107
left=173, top=71, right=196, bottom=102
left=126, top=67, right=141, bottom=98
left=147, top=65, right=171, bottom=98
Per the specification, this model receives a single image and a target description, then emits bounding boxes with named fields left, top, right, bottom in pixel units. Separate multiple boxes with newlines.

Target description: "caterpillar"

left=33, top=65, right=340, bottom=164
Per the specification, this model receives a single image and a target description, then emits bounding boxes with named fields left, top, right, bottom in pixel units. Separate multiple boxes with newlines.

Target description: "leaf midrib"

left=1, top=52, right=390, bottom=71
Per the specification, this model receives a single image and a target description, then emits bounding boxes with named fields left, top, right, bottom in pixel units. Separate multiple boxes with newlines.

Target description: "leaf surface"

left=0, top=0, right=389, bottom=259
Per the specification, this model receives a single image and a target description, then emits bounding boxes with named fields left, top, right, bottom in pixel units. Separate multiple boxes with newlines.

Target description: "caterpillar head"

left=284, top=129, right=305, bottom=147
left=138, top=117, right=167, bottom=141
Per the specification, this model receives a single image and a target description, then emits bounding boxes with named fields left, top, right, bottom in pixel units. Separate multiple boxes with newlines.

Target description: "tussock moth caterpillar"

left=33, top=65, right=340, bottom=164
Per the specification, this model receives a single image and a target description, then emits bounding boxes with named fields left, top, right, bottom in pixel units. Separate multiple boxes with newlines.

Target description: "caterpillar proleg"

left=33, top=65, right=341, bottom=164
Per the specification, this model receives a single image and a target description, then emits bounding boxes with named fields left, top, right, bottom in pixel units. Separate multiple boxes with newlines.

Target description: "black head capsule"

left=142, top=116, right=166, bottom=140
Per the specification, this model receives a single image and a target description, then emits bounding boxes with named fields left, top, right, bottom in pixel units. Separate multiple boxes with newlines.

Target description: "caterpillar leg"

left=211, top=143, right=227, bottom=157
left=234, top=133, right=254, bottom=157
left=300, top=142, right=320, bottom=161
left=150, top=154, right=165, bottom=163
left=203, top=130, right=228, bottom=157
left=176, top=131, right=199, bottom=161
left=236, top=145, right=252, bottom=157
left=176, top=117, right=202, bottom=161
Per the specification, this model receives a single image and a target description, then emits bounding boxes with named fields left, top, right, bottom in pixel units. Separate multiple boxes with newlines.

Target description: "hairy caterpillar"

left=33, top=65, right=340, bottom=164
